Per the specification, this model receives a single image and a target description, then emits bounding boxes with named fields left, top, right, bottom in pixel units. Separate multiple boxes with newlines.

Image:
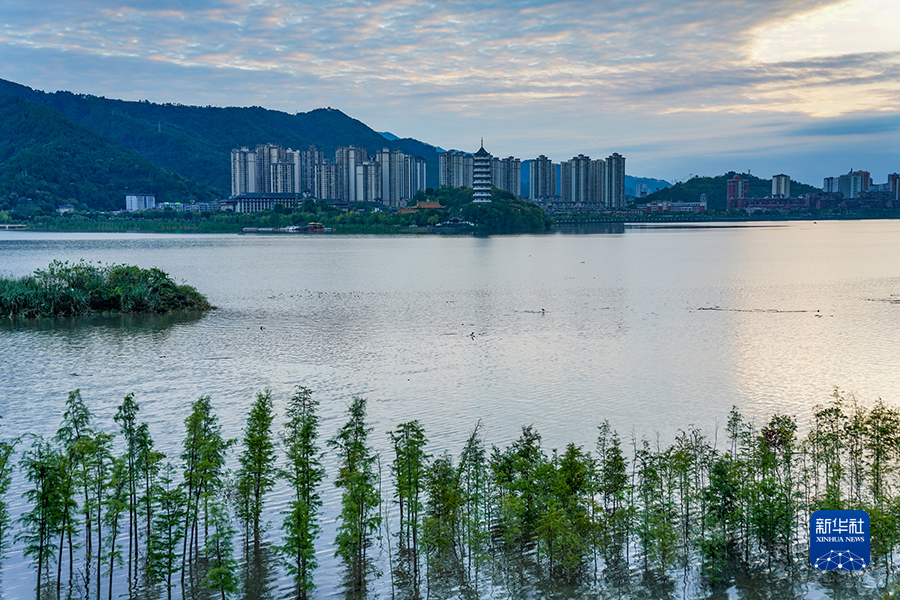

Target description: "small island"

left=0, top=260, right=214, bottom=318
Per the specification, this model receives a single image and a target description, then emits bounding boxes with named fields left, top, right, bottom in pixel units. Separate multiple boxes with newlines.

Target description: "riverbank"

left=4, top=205, right=900, bottom=235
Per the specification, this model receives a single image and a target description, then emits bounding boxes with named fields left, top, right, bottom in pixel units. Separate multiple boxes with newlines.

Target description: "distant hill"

left=626, top=176, right=670, bottom=197
left=0, top=78, right=441, bottom=202
left=644, top=172, right=821, bottom=211
left=379, top=131, right=399, bottom=140
left=0, top=95, right=218, bottom=213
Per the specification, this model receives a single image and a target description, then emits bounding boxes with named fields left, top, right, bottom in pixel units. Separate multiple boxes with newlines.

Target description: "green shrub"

left=0, top=260, right=213, bottom=318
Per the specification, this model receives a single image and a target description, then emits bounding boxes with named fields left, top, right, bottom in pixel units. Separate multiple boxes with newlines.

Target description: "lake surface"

left=2, top=221, right=900, bottom=598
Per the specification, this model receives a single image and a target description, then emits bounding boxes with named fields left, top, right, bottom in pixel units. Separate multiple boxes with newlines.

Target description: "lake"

left=2, top=221, right=899, bottom=598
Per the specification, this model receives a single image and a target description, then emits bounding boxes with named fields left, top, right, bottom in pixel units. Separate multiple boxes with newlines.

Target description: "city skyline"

left=4, top=0, right=895, bottom=185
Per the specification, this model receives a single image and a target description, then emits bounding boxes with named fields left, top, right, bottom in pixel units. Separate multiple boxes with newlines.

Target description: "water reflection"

left=551, top=223, right=625, bottom=235
left=5, top=225, right=900, bottom=599
left=0, top=311, right=207, bottom=334
left=239, top=542, right=278, bottom=600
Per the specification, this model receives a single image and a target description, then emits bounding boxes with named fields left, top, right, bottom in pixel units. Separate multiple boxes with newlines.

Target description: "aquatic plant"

left=0, top=260, right=213, bottom=318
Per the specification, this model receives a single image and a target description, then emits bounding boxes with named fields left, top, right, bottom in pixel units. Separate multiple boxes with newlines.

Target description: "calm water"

left=2, top=221, right=900, bottom=598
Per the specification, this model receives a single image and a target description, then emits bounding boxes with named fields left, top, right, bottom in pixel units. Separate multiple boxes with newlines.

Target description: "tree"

left=280, top=386, right=324, bottom=600
left=457, top=421, right=489, bottom=573
left=389, top=419, right=428, bottom=583
left=87, top=430, right=115, bottom=600
left=135, top=421, right=164, bottom=578
left=181, top=396, right=232, bottom=587
left=236, top=389, right=277, bottom=549
left=54, top=389, right=94, bottom=598
left=148, top=463, right=186, bottom=600
left=422, top=453, right=463, bottom=566
left=328, top=396, right=381, bottom=591
left=490, top=425, right=545, bottom=547
left=204, top=496, right=239, bottom=600
left=0, top=418, right=16, bottom=558
left=17, top=438, right=61, bottom=600
left=103, top=456, right=128, bottom=600
left=114, top=393, right=140, bottom=592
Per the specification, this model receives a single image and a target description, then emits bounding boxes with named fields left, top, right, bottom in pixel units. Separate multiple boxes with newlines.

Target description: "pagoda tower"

left=473, top=139, right=492, bottom=203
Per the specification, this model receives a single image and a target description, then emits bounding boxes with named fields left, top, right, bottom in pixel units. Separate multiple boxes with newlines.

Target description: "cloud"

left=0, top=0, right=897, bottom=181
left=787, top=114, right=900, bottom=137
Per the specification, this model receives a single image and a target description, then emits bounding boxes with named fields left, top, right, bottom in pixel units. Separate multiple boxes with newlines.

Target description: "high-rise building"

left=270, top=159, right=296, bottom=194
left=335, top=146, right=367, bottom=202
left=491, top=157, right=521, bottom=196
left=372, top=148, right=428, bottom=207
left=838, top=171, right=863, bottom=199
left=255, top=143, right=283, bottom=194
left=772, top=174, right=791, bottom=198
left=403, top=155, right=428, bottom=205
left=726, top=174, right=749, bottom=208
left=890, top=173, right=900, bottom=200
left=231, top=147, right=257, bottom=195
left=300, top=146, right=324, bottom=195
left=473, top=142, right=492, bottom=203
left=355, top=161, right=379, bottom=202
left=529, top=155, right=556, bottom=199
left=561, top=155, right=594, bottom=204
left=375, top=148, right=398, bottom=205
left=823, top=177, right=839, bottom=193
left=592, top=159, right=607, bottom=205
left=315, top=160, right=337, bottom=200
left=561, top=155, right=611, bottom=206
left=439, top=150, right=474, bottom=188
left=605, top=153, right=626, bottom=208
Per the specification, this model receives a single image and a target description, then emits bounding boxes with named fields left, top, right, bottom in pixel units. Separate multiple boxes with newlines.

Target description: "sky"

left=0, top=0, right=898, bottom=185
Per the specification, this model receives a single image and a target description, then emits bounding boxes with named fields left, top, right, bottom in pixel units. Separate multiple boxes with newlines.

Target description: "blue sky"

left=1, top=0, right=897, bottom=185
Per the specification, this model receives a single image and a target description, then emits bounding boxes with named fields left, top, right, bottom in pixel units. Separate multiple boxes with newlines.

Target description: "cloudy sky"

left=1, top=0, right=898, bottom=184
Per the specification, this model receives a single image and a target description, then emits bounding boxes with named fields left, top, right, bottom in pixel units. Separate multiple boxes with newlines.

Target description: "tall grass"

left=0, top=260, right=213, bottom=318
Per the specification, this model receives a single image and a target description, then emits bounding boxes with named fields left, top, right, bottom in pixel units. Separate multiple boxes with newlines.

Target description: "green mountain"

left=644, top=172, right=821, bottom=211
left=0, top=79, right=441, bottom=196
left=0, top=95, right=219, bottom=213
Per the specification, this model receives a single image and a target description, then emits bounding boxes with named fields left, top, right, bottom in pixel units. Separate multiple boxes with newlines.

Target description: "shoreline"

left=2, top=213, right=899, bottom=235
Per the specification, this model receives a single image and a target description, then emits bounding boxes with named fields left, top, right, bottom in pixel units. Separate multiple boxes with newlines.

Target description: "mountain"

left=0, top=78, right=441, bottom=202
left=643, top=172, right=821, bottom=211
left=379, top=131, right=399, bottom=140
left=626, top=176, right=670, bottom=197
left=0, top=94, right=218, bottom=213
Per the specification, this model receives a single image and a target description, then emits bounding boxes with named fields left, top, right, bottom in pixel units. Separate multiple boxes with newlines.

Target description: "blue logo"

left=810, top=510, right=870, bottom=570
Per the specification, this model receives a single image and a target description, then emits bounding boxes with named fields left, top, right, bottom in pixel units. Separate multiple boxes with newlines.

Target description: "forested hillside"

left=644, top=172, right=821, bottom=211
left=0, top=95, right=218, bottom=213
left=0, top=78, right=441, bottom=207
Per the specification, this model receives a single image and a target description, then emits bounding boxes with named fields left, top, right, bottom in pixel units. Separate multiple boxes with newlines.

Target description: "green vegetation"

left=11, top=185, right=551, bottom=234
left=280, top=386, right=324, bottom=599
left=7, top=388, right=900, bottom=598
left=0, top=94, right=219, bottom=214
left=236, top=390, right=278, bottom=550
left=643, top=171, right=821, bottom=210
left=422, top=185, right=552, bottom=233
left=328, top=396, right=382, bottom=591
left=0, top=260, right=213, bottom=318
left=0, top=77, right=441, bottom=207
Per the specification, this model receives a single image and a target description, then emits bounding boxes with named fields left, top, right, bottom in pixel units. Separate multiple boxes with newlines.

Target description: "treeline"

left=643, top=172, right=821, bottom=211
left=16, top=186, right=552, bottom=234
left=0, top=261, right=213, bottom=318
left=1, top=389, right=899, bottom=600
